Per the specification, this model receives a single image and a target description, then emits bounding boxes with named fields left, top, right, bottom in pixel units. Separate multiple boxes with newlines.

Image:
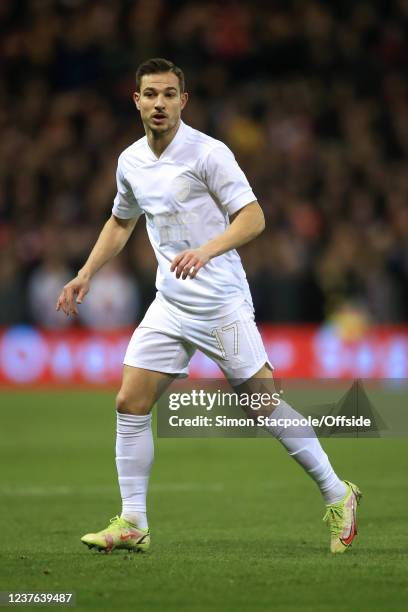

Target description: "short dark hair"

left=135, top=58, right=185, bottom=93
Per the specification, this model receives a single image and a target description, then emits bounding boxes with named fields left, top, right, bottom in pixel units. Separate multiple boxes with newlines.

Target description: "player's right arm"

left=56, top=213, right=140, bottom=316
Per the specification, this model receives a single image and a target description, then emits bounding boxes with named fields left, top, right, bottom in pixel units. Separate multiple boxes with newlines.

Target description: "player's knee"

left=116, top=390, right=151, bottom=415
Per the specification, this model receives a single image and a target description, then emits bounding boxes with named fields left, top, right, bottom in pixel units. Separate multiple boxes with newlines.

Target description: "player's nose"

left=155, top=95, right=166, bottom=109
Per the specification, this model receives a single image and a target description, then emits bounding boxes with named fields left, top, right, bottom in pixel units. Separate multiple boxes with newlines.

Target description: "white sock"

left=115, top=412, right=154, bottom=530
left=264, top=400, right=347, bottom=504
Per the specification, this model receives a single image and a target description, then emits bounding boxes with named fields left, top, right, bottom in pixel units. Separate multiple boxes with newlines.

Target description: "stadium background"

left=1, top=2, right=408, bottom=611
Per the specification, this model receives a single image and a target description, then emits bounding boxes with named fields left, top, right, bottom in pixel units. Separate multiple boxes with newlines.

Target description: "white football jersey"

left=112, top=120, right=257, bottom=318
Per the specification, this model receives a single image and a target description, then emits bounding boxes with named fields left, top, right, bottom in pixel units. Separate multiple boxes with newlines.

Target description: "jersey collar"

left=145, top=120, right=187, bottom=162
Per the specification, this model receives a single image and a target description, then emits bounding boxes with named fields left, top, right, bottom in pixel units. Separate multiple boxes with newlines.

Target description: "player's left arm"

left=170, top=201, right=264, bottom=280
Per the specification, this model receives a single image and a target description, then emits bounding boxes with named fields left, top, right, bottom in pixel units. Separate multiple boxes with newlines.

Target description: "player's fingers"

left=175, top=252, right=190, bottom=268
left=76, top=287, right=87, bottom=304
left=182, top=256, right=199, bottom=279
left=180, top=255, right=197, bottom=279
left=64, top=287, right=76, bottom=315
left=58, top=291, right=70, bottom=315
left=189, top=261, right=203, bottom=279
left=175, top=254, right=192, bottom=278
left=170, top=255, right=178, bottom=271
left=170, top=251, right=187, bottom=272
left=181, top=267, right=191, bottom=280
left=70, top=298, right=79, bottom=316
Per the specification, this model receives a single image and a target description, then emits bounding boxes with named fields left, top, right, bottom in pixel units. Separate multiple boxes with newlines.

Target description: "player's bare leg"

left=234, top=364, right=361, bottom=552
left=81, top=366, right=176, bottom=553
left=116, top=365, right=176, bottom=415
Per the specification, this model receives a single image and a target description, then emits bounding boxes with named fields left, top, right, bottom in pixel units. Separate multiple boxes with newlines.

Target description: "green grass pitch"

left=1, top=390, right=407, bottom=611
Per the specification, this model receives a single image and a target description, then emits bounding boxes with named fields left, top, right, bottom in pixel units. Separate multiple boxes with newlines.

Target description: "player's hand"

left=170, top=247, right=210, bottom=280
left=56, top=275, right=90, bottom=316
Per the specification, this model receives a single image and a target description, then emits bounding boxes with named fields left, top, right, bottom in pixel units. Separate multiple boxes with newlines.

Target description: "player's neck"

left=146, top=120, right=181, bottom=159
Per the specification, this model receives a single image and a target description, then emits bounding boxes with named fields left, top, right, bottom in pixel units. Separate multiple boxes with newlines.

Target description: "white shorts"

left=124, top=296, right=272, bottom=385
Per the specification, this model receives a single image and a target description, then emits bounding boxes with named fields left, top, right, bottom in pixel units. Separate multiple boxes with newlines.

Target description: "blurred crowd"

left=1, top=0, right=408, bottom=329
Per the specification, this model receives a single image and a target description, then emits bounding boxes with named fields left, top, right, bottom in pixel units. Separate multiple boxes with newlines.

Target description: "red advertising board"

left=1, top=325, right=407, bottom=387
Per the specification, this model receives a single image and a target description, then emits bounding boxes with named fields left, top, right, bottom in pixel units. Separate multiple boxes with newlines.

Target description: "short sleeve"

left=202, top=145, right=257, bottom=216
left=112, top=161, right=143, bottom=219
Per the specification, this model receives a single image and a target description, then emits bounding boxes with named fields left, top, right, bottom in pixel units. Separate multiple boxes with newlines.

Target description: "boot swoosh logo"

left=120, top=531, right=141, bottom=541
left=341, top=498, right=356, bottom=546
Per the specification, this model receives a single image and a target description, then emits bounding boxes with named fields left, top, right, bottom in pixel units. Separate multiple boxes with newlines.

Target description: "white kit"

left=113, top=120, right=271, bottom=381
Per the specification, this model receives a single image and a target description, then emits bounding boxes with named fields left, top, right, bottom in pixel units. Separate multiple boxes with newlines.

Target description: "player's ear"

left=180, top=91, right=188, bottom=110
left=133, top=91, right=141, bottom=110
